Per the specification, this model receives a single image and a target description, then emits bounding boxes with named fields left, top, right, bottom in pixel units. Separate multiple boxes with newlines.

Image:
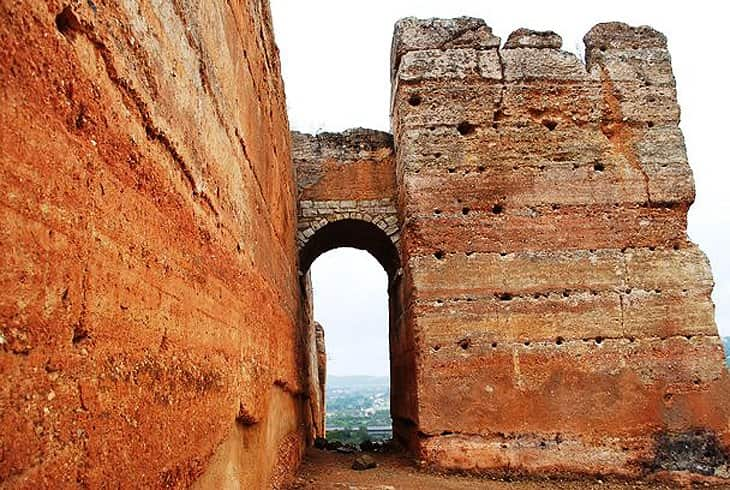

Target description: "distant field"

left=724, top=337, right=729, bottom=365
left=325, top=375, right=390, bottom=443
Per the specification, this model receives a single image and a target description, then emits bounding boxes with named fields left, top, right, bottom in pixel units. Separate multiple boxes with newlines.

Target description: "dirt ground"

left=288, top=448, right=682, bottom=490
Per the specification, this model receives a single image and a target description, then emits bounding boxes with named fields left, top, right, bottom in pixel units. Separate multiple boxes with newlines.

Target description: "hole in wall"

left=72, top=325, right=89, bottom=345
left=434, top=250, right=445, bottom=260
left=594, top=162, right=605, bottom=172
left=542, top=119, right=558, bottom=131
left=55, top=6, right=82, bottom=38
left=459, top=338, right=470, bottom=350
left=492, top=204, right=503, bottom=215
left=462, top=207, right=470, bottom=216
left=407, top=94, right=422, bottom=107
left=457, top=121, right=476, bottom=136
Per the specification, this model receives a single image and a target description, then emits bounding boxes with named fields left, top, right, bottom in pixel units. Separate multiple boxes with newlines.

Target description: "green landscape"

left=724, top=337, right=729, bottom=365
left=325, top=375, right=391, bottom=443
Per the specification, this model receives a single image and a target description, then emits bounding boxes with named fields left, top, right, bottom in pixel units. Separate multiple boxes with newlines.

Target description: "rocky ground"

left=288, top=448, right=679, bottom=489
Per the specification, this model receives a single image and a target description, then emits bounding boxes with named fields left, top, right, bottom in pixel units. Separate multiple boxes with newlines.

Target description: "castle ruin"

left=1, top=2, right=728, bottom=487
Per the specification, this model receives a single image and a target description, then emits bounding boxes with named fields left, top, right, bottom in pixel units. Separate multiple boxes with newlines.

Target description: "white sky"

left=271, top=1, right=730, bottom=375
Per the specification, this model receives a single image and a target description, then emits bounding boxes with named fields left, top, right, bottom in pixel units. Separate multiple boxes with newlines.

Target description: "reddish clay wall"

left=0, top=0, right=310, bottom=487
left=391, top=18, right=730, bottom=484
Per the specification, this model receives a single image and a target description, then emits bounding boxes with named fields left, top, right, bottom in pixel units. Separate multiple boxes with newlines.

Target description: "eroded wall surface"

left=391, top=18, right=730, bottom=482
left=0, top=0, right=309, bottom=487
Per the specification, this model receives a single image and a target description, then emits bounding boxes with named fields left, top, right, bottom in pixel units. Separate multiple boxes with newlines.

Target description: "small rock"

left=352, top=454, right=377, bottom=471
left=336, top=445, right=355, bottom=454
left=715, top=464, right=730, bottom=479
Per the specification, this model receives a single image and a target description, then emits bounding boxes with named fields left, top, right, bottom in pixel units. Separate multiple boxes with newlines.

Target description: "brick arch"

left=299, top=218, right=400, bottom=279
left=297, top=214, right=413, bottom=448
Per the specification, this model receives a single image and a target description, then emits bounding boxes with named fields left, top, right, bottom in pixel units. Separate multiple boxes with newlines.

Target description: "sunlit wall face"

left=310, top=248, right=389, bottom=378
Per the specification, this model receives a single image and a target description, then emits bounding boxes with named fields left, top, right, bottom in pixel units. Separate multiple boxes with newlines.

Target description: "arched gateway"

left=293, top=130, right=418, bottom=448
left=293, top=19, right=730, bottom=481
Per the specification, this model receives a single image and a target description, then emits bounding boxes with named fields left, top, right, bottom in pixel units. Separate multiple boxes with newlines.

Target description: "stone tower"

left=386, top=18, right=730, bottom=478
left=292, top=17, right=730, bottom=482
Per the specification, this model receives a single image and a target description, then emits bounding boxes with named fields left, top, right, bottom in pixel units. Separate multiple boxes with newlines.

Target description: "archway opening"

left=299, top=219, right=407, bottom=449
left=311, top=248, right=391, bottom=444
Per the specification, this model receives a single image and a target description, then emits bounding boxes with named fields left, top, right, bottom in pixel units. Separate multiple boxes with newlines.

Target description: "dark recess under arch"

left=299, top=219, right=400, bottom=279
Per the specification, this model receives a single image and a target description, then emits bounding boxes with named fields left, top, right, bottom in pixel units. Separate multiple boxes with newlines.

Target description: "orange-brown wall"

left=0, top=0, right=308, bottom=487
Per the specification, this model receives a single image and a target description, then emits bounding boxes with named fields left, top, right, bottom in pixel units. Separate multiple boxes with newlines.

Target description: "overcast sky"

left=270, top=0, right=730, bottom=376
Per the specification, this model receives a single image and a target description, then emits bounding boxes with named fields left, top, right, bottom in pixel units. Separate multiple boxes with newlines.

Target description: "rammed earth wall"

left=2, top=3, right=729, bottom=486
left=388, top=18, right=730, bottom=481
left=0, top=0, right=315, bottom=487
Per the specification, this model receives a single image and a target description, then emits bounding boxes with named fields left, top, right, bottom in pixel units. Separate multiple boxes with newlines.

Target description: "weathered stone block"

left=392, top=17, right=500, bottom=76
left=502, top=48, right=592, bottom=82
left=504, top=28, right=563, bottom=49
